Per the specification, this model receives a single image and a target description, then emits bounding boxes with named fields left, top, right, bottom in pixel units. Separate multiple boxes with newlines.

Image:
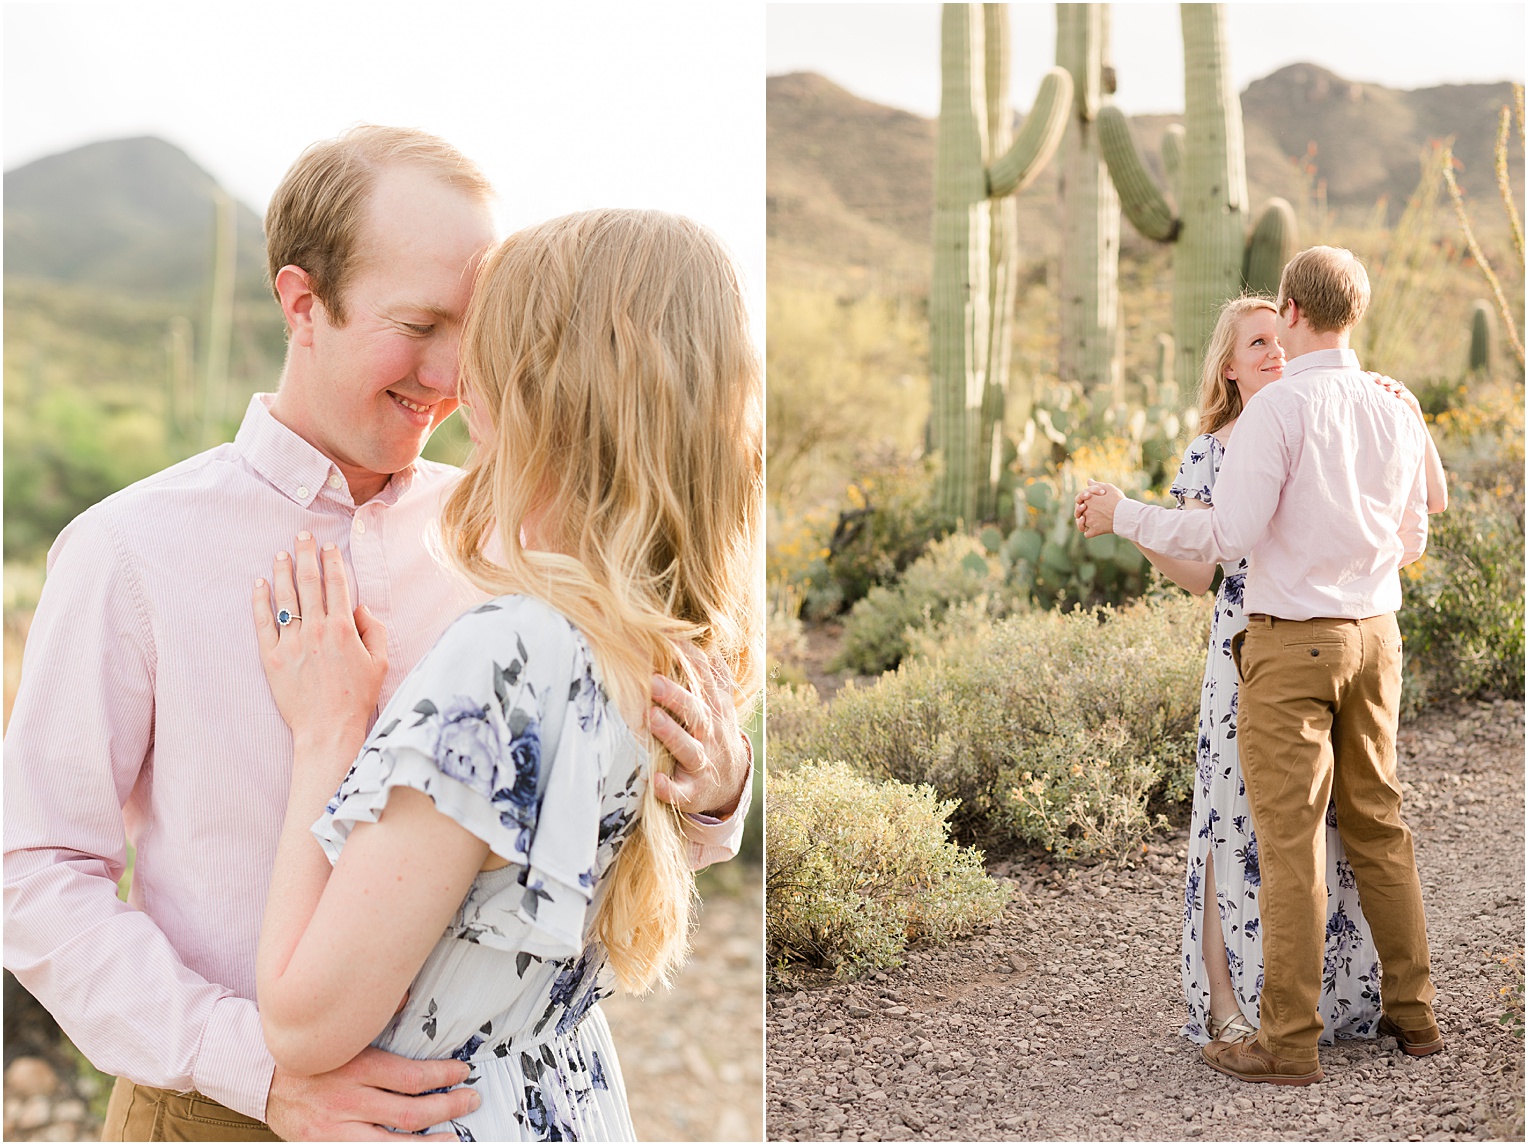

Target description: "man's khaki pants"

left=1232, top=613, right=1438, bottom=1063
left=102, top=1078, right=281, bottom=1142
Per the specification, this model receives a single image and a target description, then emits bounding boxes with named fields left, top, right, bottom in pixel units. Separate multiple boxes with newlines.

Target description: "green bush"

left=801, top=456, right=953, bottom=620
left=1400, top=485, right=1525, bottom=713
left=765, top=760, right=1008, bottom=981
left=833, top=532, right=1012, bottom=675
left=770, top=593, right=1209, bottom=858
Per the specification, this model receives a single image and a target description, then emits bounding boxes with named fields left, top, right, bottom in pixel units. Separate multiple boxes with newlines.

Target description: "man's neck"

left=1286, top=330, right=1350, bottom=359
left=268, top=380, right=391, bottom=505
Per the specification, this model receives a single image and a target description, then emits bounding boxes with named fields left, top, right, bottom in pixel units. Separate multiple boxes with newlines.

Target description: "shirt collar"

left=233, top=394, right=416, bottom=508
left=1283, top=348, right=1361, bottom=377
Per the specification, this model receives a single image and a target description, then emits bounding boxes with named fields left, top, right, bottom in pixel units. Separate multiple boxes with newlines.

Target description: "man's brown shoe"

left=1202, top=1035, right=1323, bottom=1086
left=1377, top=1013, right=1444, bottom=1056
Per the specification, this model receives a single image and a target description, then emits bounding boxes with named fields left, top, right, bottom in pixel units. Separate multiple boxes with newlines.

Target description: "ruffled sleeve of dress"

left=1169, top=433, right=1223, bottom=508
left=311, top=595, right=645, bottom=964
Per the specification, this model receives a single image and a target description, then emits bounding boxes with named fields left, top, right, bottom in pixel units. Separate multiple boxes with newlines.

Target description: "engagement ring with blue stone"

left=276, top=609, right=301, bottom=626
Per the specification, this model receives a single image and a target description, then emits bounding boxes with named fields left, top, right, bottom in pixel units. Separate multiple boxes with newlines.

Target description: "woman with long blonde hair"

left=249, top=209, right=760, bottom=1141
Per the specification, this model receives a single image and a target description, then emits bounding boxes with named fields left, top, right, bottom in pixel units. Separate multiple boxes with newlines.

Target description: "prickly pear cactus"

left=1055, top=3, right=1121, bottom=397
left=932, top=3, right=1072, bottom=523
left=1096, top=4, right=1296, bottom=392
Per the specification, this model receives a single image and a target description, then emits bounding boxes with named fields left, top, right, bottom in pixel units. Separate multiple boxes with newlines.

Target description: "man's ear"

left=1283, top=298, right=1303, bottom=330
left=274, top=265, right=321, bottom=347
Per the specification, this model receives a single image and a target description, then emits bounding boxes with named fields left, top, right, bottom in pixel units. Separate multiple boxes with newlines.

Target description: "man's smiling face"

left=298, top=164, right=496, bottom=497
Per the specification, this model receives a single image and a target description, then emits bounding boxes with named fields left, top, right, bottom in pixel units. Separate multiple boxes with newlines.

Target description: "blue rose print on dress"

left=492, top=711, right=542, bottom=837
left=1221, top=572, right=1245, bottom=607
left=1197, top=806, right=1221, bottom=841
left=433, top=699, right=501, bottom=800
left=1236, top=834, right=1260, bottom=887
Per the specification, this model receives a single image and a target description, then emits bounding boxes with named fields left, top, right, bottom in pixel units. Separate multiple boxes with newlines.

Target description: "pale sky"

left=3, top=1, right=765, bottom=341
left=767, top=3, right=1527, bottom=116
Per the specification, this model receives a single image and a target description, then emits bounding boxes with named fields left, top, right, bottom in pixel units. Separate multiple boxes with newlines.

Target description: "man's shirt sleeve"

left=1114, top=398, right=1291, bottom=563
left=679, top=736, right=753, bottom=870
left=1398, top=427, right=1429, bottom=566
left=2, top=509, right=275, bottom=1119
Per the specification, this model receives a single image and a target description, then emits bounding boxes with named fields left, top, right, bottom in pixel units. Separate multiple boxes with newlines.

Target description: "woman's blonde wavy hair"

left=1197, top=295, right=1278, bottom=436
left=440, top=209, right=762, bottom=993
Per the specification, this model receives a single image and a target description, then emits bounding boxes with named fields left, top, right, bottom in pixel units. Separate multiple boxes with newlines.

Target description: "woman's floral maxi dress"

left=313, top=595, right=645, bottom=1141
left=1175, top=433, right=1382, bottom=1046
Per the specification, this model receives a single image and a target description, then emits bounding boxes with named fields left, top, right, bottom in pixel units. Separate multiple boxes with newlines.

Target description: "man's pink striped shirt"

left=3, top=394, right=747, bottom=1119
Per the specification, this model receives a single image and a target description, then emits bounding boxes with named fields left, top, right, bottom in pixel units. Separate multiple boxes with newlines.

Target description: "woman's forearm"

left=256, top=733, right=365, bottom=1072
left=257, top=773, right=492, bottom=1077
left=1423, top=424, right=1448, bottom=513
left=1137, top=543, right=1217, bottom=595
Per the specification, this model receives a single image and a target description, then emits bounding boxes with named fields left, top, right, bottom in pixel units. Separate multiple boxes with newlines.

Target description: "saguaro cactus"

left=1243, top=196, right=1296, bottom=297
left=1096, top=4, right=1295, bottom=391
left=932, top=3, right=1072, bottom=523
left=1468, top=299, right=1496, bottom=374
left=1055, top=3, right=1121, bottom=396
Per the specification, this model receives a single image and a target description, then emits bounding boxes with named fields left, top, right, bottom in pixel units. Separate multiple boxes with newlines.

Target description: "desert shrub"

left=1431, top=378, right=1525, bottom=512
left=833, top=532, right=1012, bottom=675
left=764, top=682, right=825, bottom=765
left=770, top=593, right=1209, bottom=858
left=765, top=760, right=1008, bottom=980
left=1400, top=484, right=1525, bottom=713
left=801, top=456, right=954, bottom=620
left=766, top=580, right=810, bottom=687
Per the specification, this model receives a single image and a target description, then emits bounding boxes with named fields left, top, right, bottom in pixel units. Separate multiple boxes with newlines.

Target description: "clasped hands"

left=1074, top=481, right=1126, bottom=538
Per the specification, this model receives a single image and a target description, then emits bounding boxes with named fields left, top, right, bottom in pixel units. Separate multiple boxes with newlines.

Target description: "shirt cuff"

left=1112, top=497, right=1146, bottom=543
left=681, top=735, right=753, bottom=869
left=192, top=995, right=276, bottom=1122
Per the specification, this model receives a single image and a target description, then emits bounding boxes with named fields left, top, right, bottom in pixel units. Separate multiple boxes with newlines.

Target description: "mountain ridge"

left=4, top=135, right=270, bottom=304
left=770, top=64, right=1523, bottom=288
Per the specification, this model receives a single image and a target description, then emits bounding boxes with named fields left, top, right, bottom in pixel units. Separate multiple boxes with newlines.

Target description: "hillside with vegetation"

left=3, top=136, right=477, bottom=569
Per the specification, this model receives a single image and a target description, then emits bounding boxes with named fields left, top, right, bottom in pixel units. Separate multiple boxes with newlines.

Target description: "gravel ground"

left=766, top=699, right=1525, bottom=1142
left=604, top=874, right=764, bottom=1142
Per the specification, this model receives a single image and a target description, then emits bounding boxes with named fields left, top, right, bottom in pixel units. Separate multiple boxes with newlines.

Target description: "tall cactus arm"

left=1056, top=4, right=1102, bottom=123
left=1243, top=197, right=1297, bottom=296
left=1098, top=105, right=1179, bottom=241
left=987, top=67, right=1072, bottom=198
left=1161, top=124, right=1185, bottom=203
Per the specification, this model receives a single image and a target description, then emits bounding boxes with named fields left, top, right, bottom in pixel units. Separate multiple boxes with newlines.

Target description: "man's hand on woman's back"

left=265, top=1047, right=479, bottom=1141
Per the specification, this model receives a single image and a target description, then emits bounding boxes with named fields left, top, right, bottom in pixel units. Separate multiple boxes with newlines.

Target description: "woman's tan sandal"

left=1207, top=1011, right=1258, bottom=1042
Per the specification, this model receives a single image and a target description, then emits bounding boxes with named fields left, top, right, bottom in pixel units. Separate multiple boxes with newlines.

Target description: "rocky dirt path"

left=605, top=874, right=764, bottom=1142
left=766, top=700, right=1524, bottom=1141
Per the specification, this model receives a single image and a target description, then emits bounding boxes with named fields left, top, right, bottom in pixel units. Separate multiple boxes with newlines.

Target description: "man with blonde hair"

left=4, top=125, right=752, bottom=1140
left=1075, top=245, right=1441, bottom=1085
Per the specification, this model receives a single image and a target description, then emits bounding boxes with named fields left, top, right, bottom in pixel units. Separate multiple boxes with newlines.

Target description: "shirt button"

left=354, top=519, right=366, bottom=535
left=327, top=474, right=344, bottom=489
left=296, top=485, right=309, bottom=500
